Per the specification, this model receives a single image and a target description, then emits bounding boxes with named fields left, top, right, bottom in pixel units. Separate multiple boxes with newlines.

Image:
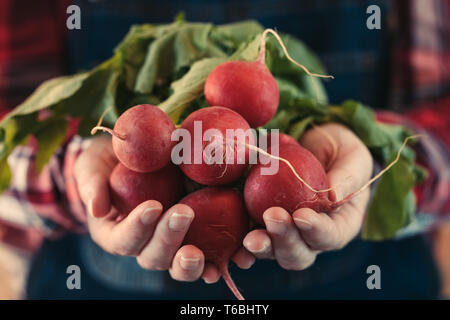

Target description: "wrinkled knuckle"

left=279, top=259, right=310, bottom=271
left=293, top=256, right=316, bottom=271
left=159, top=232, right=183, bottom=248
left=279, top=249, right=316, bottom=271
left=331, top=227, right=346, bottom=250
left=278, top=261, right=298, bottom=271
left=278, top=256, right=304, bottom=271
left=281, top=232, right=299, bottom=248
left=332, top=239, right=346, bottom=251
left=136, top=256, right=151, bottom=269
left=111, top=244, right=136, bottom=257
left=89, top=233, right=111, bottom=253
left=136, top=256, right=168, bottom=271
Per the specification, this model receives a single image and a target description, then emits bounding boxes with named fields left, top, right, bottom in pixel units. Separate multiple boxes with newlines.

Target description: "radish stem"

left=90, top=106, right=127, bottom=140
left=257, top=28, right=334, bottom=79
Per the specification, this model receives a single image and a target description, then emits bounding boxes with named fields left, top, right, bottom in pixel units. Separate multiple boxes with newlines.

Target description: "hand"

left=242, top=123, right=373, bottom=270
left=74, top=136, right=254, bottom=283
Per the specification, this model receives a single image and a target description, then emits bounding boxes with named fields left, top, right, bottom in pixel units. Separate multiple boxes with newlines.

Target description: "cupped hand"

left=74, top=136, right=254, bottom=283
left=243, top=123, right=374, bottom=270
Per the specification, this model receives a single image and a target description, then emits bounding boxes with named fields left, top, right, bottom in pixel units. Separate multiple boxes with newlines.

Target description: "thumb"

left=326, top=148, right=372, bottom=202
left=74, top=137, right=117, bottom=217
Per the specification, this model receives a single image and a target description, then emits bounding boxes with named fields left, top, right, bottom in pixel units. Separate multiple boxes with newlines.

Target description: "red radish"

left=109, top=163, right=184, bottom=215
left=179, top=106, right=255, bottom=186
left=91, top=104, right=176, bottom=173
left=204, top=29, right=333, bottom=128
left=244, top=134, right=420, bottom=225
left=265, top=132, right=299, bottom=150
left=179, top=187, right=249, bottom=300
left=244, top=143, right=333, bottom=225
left=204, top=60, right=279, bottom=128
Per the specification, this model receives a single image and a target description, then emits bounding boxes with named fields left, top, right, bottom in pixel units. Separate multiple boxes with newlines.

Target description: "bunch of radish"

left=91, top=29, right=411, bottom=300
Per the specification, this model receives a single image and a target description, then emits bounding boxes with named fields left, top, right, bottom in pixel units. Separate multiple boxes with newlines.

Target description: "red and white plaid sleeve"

left=0, top=135, right=90, bottom=250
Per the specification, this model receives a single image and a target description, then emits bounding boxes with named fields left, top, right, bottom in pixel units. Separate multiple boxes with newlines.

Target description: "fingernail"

left=140, top=207, right=159, bottom=225
left=244, top=239, right=270, bottom=253
left=251, top=242, right=270, bottom=253
left=180, top=256, right=200, bottom=270
left=265, top=218, right=287, bottom=235
left=203, top=277, right=215, bottom=284
left=293, top=218, right=313, bottom=231
left=169, top=212, right=193, bottom=232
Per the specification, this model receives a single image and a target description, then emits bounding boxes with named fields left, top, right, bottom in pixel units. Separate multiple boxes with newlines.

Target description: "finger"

left=78, top=173, right=111, bottom=218
left=293, top=188, right=370, bottom=250
left=327, top=146, right=372, bottom=202
left=299, top=124, right=340, bottom=168
left=137, top=204, right=194, bottom=270
left=88, top=200, right=163, bottom=256
left=300, top=124, right=373, bottom=197
left=169, top=245, right=205, bottom=282
left=231, top=247, right=255, bottom=269
left=202, top=263, right=221, bottom=284
left=75, top=138, right=117, bottom=218
left=263, top=207, right=317, bottom=270
left=243, top=229, right=274, bottom=260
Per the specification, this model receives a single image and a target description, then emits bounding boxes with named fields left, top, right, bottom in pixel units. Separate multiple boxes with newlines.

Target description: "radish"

left=178, top=106, right=255, bottom=186
left=204, top=29, right=333, bottom=128
left=179, top=187, right=249, bottom=300
left=204, top=60, right=279, bottom=128
left=244, top=143, right=333, bottom=225
left=265, top=132, right=299, bottom=150
left=91, top=104, right=176, bottom=173
left=109, top=163, right=184, bottom=215
left=244, top=135, right=421, bottom=225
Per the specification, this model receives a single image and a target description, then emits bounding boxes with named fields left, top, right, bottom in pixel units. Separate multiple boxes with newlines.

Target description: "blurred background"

left=0, top=0, right=449, bottom=299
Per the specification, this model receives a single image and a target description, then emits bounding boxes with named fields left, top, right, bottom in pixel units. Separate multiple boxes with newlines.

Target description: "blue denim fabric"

left=26, top=234, right=440, bottom=299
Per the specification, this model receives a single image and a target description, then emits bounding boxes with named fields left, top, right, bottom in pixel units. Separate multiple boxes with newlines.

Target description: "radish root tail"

left=244, top=142, right=334, bottom=194
left=257, top=28, right=334, bottom=79
left=221, top=264, right=244, bottom=300
left=232, top=133, right=422, bottom=200
left=90, top=106, right=127, bottom=140
left=332, top=134, right=424, bottom=207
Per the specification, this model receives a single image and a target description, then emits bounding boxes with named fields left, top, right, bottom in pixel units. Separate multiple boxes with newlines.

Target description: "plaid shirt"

left=0, top=0, right=449, bottom=251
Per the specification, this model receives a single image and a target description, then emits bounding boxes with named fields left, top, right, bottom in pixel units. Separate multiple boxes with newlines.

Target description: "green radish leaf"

left=159, top=57, right=226, bottom=122
left=212, top=20, right=263, bottom=46
left=34, top=117, right=69, bottom=173
left=0, top=113, right=37, bottom=192
left=60, top=64, right=121, bottom=137
left=2, top=73, right=89, bottom=120
left=328, top=100, right=391, bottom=149
left=264, top=109, right=298, bottom=132
left=0, top=157, right=11, bottom=193
left=289, top=116, right=313, bottom=140
left=362, top=156, right=417, bottom=240
left=135, top=23, right=224, bottom=94
left=268, top=33, right=327, bottom=76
